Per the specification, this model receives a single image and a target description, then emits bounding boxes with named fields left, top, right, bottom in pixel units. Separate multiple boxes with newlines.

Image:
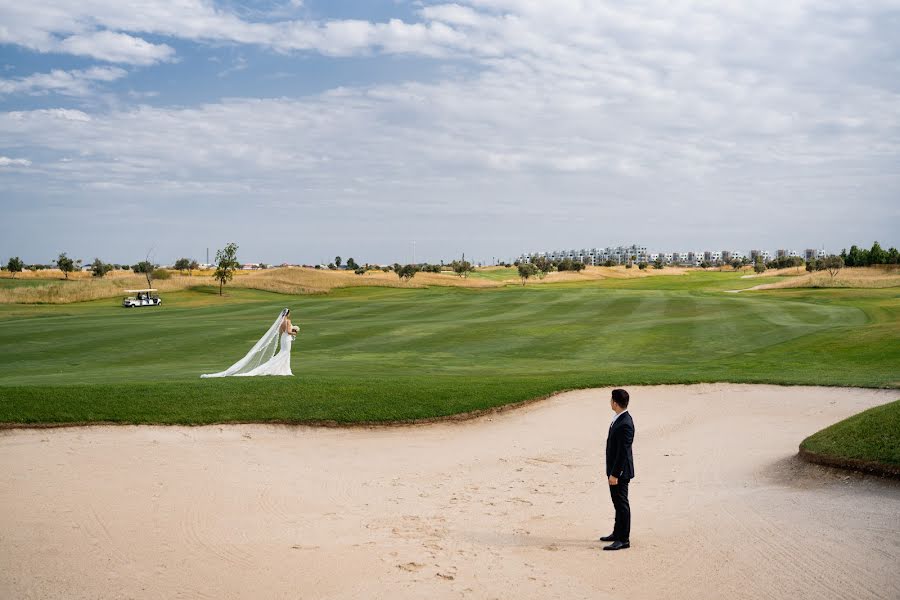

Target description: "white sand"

left=1, top=384, right=898, bottom=599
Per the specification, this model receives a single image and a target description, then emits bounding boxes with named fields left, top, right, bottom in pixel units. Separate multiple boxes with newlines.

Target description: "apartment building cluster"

left=517, top=245, right=828, bottom=267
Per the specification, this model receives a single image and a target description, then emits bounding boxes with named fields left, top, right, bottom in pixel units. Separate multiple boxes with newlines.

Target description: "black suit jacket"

left=606, top=411, right=635, bottom=479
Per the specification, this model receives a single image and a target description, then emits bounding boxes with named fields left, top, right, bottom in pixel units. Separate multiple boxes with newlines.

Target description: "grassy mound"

left=800, top=400, right=900, bottom=477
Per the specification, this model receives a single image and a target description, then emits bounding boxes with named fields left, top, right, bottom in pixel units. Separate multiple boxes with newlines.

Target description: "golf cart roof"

left=125, top=289, right=158, bottom=293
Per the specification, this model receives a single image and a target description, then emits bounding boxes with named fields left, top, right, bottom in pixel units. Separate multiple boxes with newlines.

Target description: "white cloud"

left=0, top=156, right=32, bottom=167
left=0, top=66, right=127, bottom=96
left=0, top=0, right=462, bottom=62
left=217, top=56, right=247, bottom=78
left=57, top=31, right=174, bottom=66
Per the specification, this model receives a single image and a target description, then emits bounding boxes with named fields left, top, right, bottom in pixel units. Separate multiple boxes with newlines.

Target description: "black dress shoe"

left=598, top=534, right=617, bottom=542
left=603, top=541, right=630, bottom=551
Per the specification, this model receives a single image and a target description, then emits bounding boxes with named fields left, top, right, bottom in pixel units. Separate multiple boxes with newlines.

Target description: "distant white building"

left=520, top=243, right=649, bottom=266
left=805, top=248, right=827, bottom=260
left=517, top=243, right=808, bottom=268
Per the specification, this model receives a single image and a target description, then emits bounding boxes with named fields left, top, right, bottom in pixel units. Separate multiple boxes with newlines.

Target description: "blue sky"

left=1, top=0, right=898, bottom=266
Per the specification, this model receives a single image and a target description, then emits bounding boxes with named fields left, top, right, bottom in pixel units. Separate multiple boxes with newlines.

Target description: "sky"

left=1, top=0, right=898, bottom=266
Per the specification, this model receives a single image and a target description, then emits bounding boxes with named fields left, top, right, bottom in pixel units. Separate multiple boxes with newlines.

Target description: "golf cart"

left=122, top=289, right=162, bottom=308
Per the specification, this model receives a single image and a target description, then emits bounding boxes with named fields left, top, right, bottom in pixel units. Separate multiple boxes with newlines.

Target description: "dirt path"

left=1, top=384, right=898, bottom=599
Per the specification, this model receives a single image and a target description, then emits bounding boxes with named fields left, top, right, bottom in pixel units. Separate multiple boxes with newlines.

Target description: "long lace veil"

left=201, top=309, right=287, bottom=378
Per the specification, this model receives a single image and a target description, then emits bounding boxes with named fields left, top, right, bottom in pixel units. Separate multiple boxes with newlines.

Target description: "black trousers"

left=609, top=478, right=631, bottom=542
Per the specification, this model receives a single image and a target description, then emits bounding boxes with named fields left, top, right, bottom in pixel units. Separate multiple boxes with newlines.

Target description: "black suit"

left=605, top=411, right=635, bottom=543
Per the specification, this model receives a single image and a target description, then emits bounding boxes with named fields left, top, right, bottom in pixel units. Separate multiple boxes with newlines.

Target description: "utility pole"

left=206, top=247, right=209, bottom=266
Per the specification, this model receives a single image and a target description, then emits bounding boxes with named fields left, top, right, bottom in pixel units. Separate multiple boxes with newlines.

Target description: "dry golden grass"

left=589, top=266, right=691, bottom=279
left=0, top=269, right=95, bottom=281
left=751, top=267, right=900, bottom=290
left=230, top=267, right=502, bottom=294
left=0, top=273, right=200, bottom=304
left=740, top=267, right=807, bottom=278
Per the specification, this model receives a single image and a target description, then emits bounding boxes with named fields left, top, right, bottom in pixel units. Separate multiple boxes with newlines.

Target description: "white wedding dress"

left=201, top=309, right=294, bottom=377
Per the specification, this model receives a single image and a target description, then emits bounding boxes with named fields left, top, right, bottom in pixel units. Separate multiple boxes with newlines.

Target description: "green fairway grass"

left=0, top=272, right=897, bottom=425
left=800, top=400, right=900, bottom=476
left=467, top=267, right=519, bottom=281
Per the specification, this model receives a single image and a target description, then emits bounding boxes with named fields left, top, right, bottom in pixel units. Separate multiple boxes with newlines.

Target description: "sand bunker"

left=1, top=384, right=898, bottom=599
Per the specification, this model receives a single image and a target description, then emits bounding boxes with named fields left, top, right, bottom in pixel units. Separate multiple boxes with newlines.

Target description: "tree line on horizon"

left=316, top=255, right=479, bottom=281
left=3, top=241, right=895, bottom=288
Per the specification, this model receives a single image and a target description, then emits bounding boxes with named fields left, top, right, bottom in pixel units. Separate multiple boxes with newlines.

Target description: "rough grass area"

left=0, top=264, right=776, bottom=304
left=800, top=400, right=900, bottom=477
left=753, top=266, right=900, bottom=290
left=0, top=273, right=897, bottom=426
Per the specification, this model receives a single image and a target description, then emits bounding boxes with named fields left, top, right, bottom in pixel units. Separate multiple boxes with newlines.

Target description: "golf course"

left=0, top=269, right=897, bottom=426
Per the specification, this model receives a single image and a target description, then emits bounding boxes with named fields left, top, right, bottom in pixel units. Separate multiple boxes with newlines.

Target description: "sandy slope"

left=1, top=384, right=898, bottom=599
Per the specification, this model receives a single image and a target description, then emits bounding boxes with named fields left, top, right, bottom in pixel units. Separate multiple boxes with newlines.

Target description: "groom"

left=600, top=388, right=635, bottom=551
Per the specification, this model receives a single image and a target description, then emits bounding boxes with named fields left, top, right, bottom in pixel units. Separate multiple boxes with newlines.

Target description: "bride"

left=201, top=308, right=296, bottom=377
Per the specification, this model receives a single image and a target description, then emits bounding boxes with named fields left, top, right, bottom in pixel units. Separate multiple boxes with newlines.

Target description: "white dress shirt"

left=611, top=409, right=628, bottom=427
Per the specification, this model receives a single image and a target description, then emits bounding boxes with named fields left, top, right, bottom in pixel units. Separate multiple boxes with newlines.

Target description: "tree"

left=731, top=258, right=743, bottom=271
left=452, top=258, right=475, bottom=278
left=638, top=262, right=648, bottom=270
left=532, top=256, right=553, bottom=279
left=174, top=258, right=191, bottom=274
left=354, top=267, right=365, bottom=275
left=806, top=258, right=817, bottom=272
left=189, top=259, right=200, bottom=275
left=518, top=262, right=537, bottom=285
left=345, top=257, right=358, bottom=271
left=396, top=264, right=418, bottom=281
left=556, top=257, right=583, bottom=272
left=753, top=257, right=766, bottom=274
left=56, top=252, right=76, bottom=279
left=335, top=256, right=342, bottom=269
left=822, top=255, right=844, bottom=279
left=869, top=241, right=886, bottom=265
left=213, top=242, right=240, bottom=296
left=653, top=256, right=665, bottom=270
left=91, top=258, right=112, bottom=278
left=6, top=256, right=23, bottom=278
left=887, top=247, right=899, bottom=264
left=132, top=261, right=154, bottom=288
